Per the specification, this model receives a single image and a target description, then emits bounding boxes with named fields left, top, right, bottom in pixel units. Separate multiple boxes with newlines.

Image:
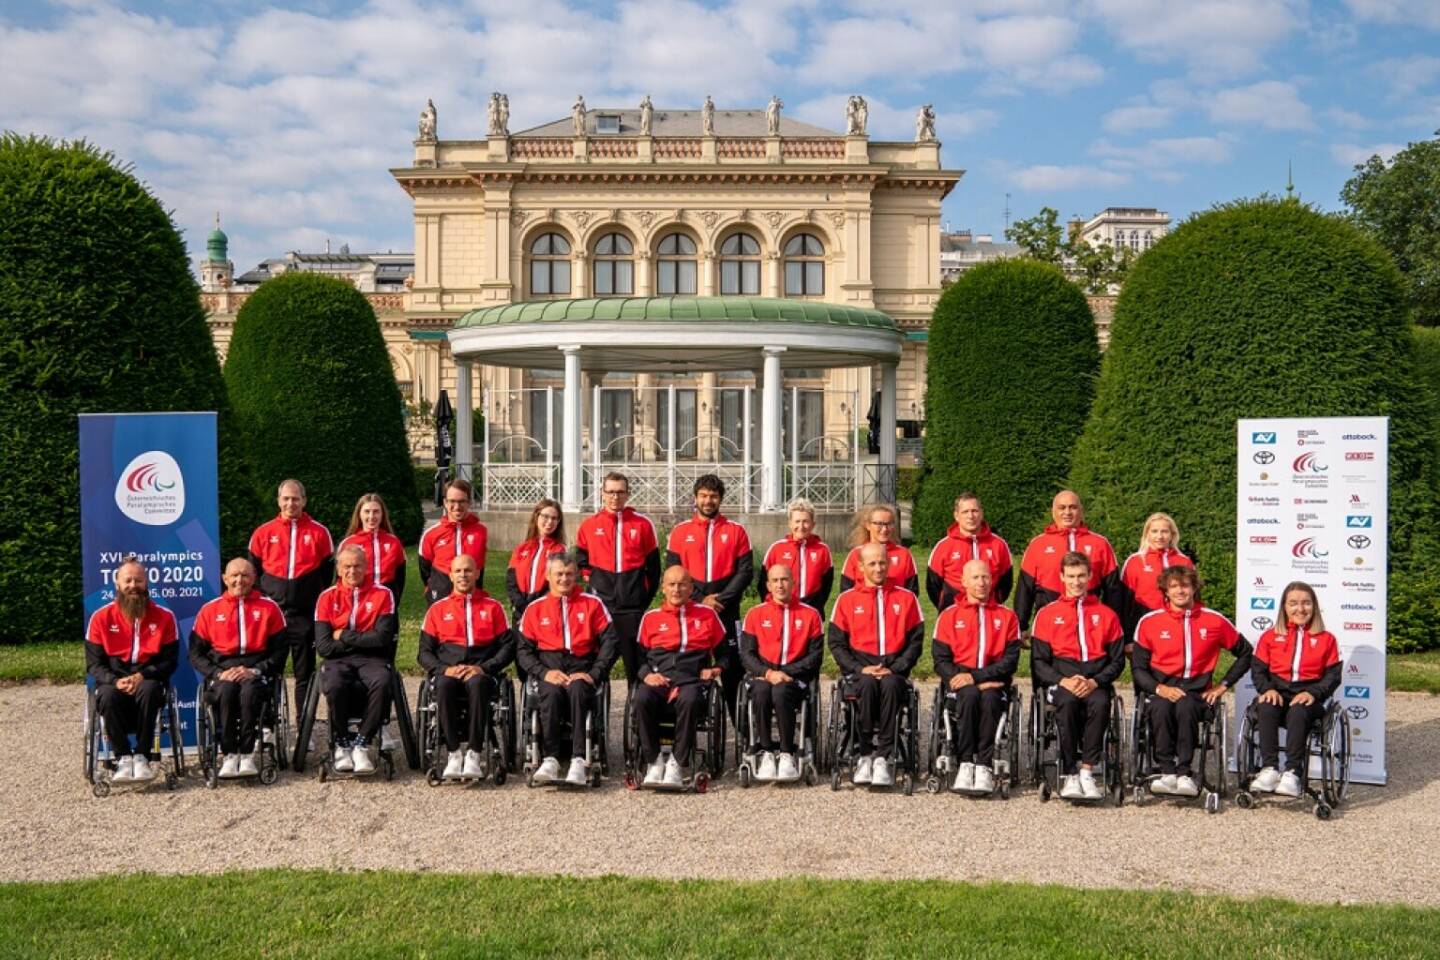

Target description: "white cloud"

left=1330, top=142, right=1404, bottom=167
left=1011, top=163, right=1130, bottom=190
left=1372, top=55, right=1440, bottom=97
left=1102, top=104, right=1175, bottom=133
left=1090, top=0, right=1303, bottom=74
left=1325, top=107, right=1372, bottom=130
left=1343, top=0, right=1440, bottom=30
left=1207, top=80, right=1315, bottom=131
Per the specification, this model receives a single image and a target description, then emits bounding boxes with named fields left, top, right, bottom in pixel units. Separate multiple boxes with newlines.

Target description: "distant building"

left=1074, top=207, right=1170, bottom=253
left=939, top=229, right=1020, bottom=283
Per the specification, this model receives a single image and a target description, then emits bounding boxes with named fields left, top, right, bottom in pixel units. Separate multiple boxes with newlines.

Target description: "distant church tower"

left=199, top=213, right=233, bottom=292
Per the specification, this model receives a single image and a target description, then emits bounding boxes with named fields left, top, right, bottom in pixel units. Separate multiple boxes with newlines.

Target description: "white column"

left=760, top=347, right=786, bottom=512
left=455, top=359, right=474, bottom=483
left=666, top=383, right=677, bottom=512
left=880, top=361, right=898, bottom=503
left=560, top=347, right=583, bottom=511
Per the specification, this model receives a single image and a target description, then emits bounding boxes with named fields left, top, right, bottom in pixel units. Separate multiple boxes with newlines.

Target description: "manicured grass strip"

left=1, top=869, right=1436, bottom=959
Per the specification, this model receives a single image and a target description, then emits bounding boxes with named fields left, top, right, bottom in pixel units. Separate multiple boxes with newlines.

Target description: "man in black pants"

left=739, top=564, right=823, bottom=782
left=574, top=472, right=660, bottom=685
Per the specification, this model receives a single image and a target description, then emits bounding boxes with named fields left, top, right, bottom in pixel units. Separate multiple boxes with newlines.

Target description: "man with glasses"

left=420, top=478, right=489, bottom=607
left=574, top=472, right=660, bottom=684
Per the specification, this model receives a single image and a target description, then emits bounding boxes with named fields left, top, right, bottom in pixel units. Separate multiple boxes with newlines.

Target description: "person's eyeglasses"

left=444, top=498, right=470, bottom=506
left=602, top=489, right=628, bottom=497
left=869, top=520, right=895, bottom=528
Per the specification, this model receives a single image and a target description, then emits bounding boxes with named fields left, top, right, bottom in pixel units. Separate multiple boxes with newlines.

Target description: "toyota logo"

left=1251, top=616, right=1273, bottom=631
left=1346, top=705, right=1369, bottom=720
left=1253, top=451, right=1275, bottom=465
left=1347, top=535, right=1371, bottom=549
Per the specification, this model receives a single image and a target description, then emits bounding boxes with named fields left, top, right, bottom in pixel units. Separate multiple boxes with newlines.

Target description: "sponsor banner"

left=80, top=413, right=220, bottom=751
left=1236, top=417, right=1387, bottom=785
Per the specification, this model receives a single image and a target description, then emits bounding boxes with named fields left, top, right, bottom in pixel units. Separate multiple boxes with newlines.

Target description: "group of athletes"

left=86, top=473, right=1341, bottom=799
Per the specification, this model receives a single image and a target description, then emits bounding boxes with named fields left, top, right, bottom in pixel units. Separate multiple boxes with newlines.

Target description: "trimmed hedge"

left=1069, top=198, right=1440, bottom=652
left=224, top=272, right=424, bottom=541
left=915, top=259, right=1099, bottom=545
left=0, top=135, right=264, bottom=643
left=1415, top=326, right=1440, bottom=463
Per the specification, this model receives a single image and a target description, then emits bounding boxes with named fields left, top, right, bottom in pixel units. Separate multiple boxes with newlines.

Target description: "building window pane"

left=783, top=232, right=825, bottom=297
left=720, top=232, right=761, bottom=295
left=657, top=389, right=699, bottom=460
left=529, top=232, right=571, bottom=297
left=593, top=232, right=634, bottom=297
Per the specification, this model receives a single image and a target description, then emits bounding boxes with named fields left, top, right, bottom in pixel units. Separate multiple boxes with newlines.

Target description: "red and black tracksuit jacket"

left=1132, top=604, right=1251, bottom=694
left=759, top=535, right=834, bottom=614
left=1030, top=594, right=1125, bottom=687
left=932, top=596, right=1021, bottom=686
left=574, top=507, right=660, bottom=614
left=926, top=522, right=1014, bottom=611
left=666, top=513, right=753, bottom=627
left=636, top=601, right=729, bottom=683
left=827, top=583, right=924, bottom=676
left=1117, top=547, right=1193, bottom=641
left=339, top=528, right=407, bottom=603
left=85, top=601, right=179, bottom=685
left=739, top=598, right=824, bottom=682
left=418, top=588, right=515, bottom=674
left=1013, top=524, right=1120, bottom=631
left=516, top=591, right=619, bottom=684
left=313, top=584, right=398, bottom=660
left=506, top=535, right=566, bottom=620
left=188, top=591, right=289, bottom=679
left=248, top=513, right=335, bottom=623
left=419, top=513, right=488, bottom=605
left=839, top=542, right=919, bottom=594
left=1251, top=625, right=1342, bottom=700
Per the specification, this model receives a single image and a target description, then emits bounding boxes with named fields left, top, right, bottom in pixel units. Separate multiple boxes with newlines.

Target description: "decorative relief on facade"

left=510, top=210, right=532, bottom=227
left=763, top=210, right=786, bottom=228
left=635, top=210, right=659, bottom=229
left=698, top=210, right=721, bottom=229
left=828, top=210, right=847, bottom=229
left=568, top=210, right=595, bottom=230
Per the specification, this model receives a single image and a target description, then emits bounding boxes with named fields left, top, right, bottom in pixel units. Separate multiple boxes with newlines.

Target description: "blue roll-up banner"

left=80, top=412, right=221, bottom=750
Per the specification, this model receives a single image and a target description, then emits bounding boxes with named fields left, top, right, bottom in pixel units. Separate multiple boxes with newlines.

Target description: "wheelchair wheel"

left=84, top=687, right=103, bottom=790
left=165, top=688, right=186, bottom=779
left=1005, top=691, right=1023, bottom=789
left=904, top=683, right=921, bottom=778
left=621, top=683, right=638, bottom=783
left=1027, top=693, right=1044, bottom=786
left=824, top=681, right=844, bottom=781
left=926, top=685, right=945, bottom=781
left=292, top=679, right=322, bottom=773
left=1320, top=702, right=1351, bottom=808
left=415, top=677, right=439, bottom=775
left=706, top=683, right=728, bottom=778
left=595, top=681, right=612, bottom=777
left=500, top=678, right=519, bottom=774
left=195, top=690, right=217, bottom=788
left=390, top=671, right=421, bottom=771
left=1205, top=707, right=1230, bottom=804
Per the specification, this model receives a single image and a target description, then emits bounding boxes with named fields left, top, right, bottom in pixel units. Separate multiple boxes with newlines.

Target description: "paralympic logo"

left=115, top=450, right=186, bottom=526
left=1292, top=452, right=1328, bottom=473
left=1292, top=538, right=1329, bottom=559
left=125, top=462, right=177, bottom=493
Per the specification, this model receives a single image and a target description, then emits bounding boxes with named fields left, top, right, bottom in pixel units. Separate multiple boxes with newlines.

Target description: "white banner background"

left=1234, top=417, right=1387, bottom=785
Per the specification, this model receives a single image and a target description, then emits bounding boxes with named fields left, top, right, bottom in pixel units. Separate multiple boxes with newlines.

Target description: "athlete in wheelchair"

left=929, top=559, right=1022, bottom=797
left=417, top=553, right=517, bottom=784
left=1236, top=581, right=1349, bottom=819
left=517, top=551, right=618, bottom=788
left=1030, top=551, right=1126, bottom=804
left=736, top=563, right=824, bottom=786
left=1130, top=564, right=1251, bottom=810
left=189, top=557, right=291, bottom=784
left=827, top=542, right=925, bottom=792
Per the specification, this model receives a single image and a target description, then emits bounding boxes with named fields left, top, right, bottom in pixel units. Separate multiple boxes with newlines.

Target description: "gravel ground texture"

left=2, top=679, right=1436, bottom=907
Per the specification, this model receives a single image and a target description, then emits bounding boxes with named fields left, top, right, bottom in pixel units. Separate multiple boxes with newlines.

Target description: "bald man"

left=1013, top=490, right=1120, bottom=634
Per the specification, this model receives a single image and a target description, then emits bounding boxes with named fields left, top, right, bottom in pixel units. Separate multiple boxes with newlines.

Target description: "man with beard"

left=85, top=557, right=179, bottom=783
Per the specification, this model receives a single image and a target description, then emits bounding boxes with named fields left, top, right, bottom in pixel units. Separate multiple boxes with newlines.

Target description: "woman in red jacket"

left=838, top=502, right=918, bottom=594
left=506, top=498, right=566, bottom=621
left=1118, top=512, right=1193, bottom=642
left=340, top=493, right=407, bottom=605
left=1249, top=582, right=1341, bottom=799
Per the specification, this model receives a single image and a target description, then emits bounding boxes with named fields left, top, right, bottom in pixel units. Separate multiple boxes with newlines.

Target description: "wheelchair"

left=195, top=675, right=290, bottom=788
left=83, top=683, right=186, bottom=797
left=622, top=680, right=727, bottom=792
left=1235, top=697, right=1351, bottom=820
left=416, top=671, right=518, bottom=787
left=824, top=673, right=921, bottom=795
left=1129, top=690, right=1228, bottom=813
left=734, top=677, right=822, bottom=788
left=925, top=683, right=1022, bottom=799
left=1028, top=684, right=1126, bottom=806
left=293, top=667, right=419, bottom=781
left=519, top=676, right=608, bottom=788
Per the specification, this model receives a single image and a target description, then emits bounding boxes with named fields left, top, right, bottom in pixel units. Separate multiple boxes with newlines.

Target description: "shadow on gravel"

left=1336, top=713, right=1440, bottom=812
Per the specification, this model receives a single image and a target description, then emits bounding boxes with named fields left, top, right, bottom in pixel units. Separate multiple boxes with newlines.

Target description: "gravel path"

left=2, top=680, right=1436, bottom=906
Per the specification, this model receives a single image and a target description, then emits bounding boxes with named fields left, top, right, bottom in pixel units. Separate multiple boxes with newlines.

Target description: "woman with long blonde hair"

left=1118, top=512, right=1193, bottom=642
left=340, top=493, right=406, bottom=603
left=838, top=502, right=917, bottom=593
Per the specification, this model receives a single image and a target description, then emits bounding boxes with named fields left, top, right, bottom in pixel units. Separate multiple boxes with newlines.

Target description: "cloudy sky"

left=3, top=0, right=1438, bottom=274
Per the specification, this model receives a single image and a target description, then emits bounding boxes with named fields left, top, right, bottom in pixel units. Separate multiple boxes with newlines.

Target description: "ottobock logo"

left=1347, top=535, right=1372, bottom=550
left=1346, top=515, right=1373, bottom=528
left=1250, top=597, right=1275, bottom=610
left=1340, top=603, right=1375, bottom=611
left=1342, top=433, right=1376, bottom=441
left=1247, top=518, right=1280, bottom=525
left=1343, top=685, right=1370, bottom=699
left=115, top=451, right=185, bottom=526
left=1253, top=451, right=1275, bottom=465
left=1293, top=453, right=1328, bottom=473
left=1292, top=538, right=1328, bottom=558
left=1251, top=431, right=1276, bottom=444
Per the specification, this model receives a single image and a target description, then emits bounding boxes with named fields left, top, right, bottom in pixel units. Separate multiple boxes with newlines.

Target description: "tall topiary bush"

left=0, top=134, right=264, bottom=643
left=224, top=272, right=424, bottom=541
left=1069, top=198, right=1440, bottom=652
left=915, top=259, right=1099, bottom=546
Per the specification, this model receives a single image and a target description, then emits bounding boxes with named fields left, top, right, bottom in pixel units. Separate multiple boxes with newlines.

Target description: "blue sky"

left=3, top=0, right=1438, bottom=274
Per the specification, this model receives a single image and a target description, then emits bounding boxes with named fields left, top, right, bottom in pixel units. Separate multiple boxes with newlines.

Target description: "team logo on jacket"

left=364, top=602, right=374, bottom=612
left=892, top=603, right=901, bottom=614
left=1159, top=630, right=1171, bottom=640
left=796, top=618, right=805, bottom=629
left=115, top=450, right=186, bottom=526
left=540, top=617, right=552, bottom=626
left=1090, top=614, right=1100, bottom=625
left=442, top=613, right=455, bottom=622
left=721, top=533, right=729, bottom=543
left=253, top=610, right=262, bottom=620
left=149, top=623, right=158, bottom=633
left=1053, top=616, right=1066, bottom=625
left=216, top=614, right=227, bottom=622
left=1083, top=545, right=1092, bottom=554
left=438, top=537, right=450, bottom=547
left=993, top=618, right=1002, bottom=630
left=577, top=612, right=585, bottom=623
left=304, top=534, right=312, bottom=544
left=629, top=529, right=638, bottom=540
left=466, top=535, right=475, bottom=544
left=1199, top=628, right=1208, bottom=639
left=1044, top=546, right=1055, bottom=554
left=762, top=619, right=773, bottom=628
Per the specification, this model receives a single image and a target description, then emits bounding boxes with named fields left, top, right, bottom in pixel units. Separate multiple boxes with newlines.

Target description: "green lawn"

left=2, top=869, right=1436, bottom=959
left=8, top=546, right=1439, bottom=693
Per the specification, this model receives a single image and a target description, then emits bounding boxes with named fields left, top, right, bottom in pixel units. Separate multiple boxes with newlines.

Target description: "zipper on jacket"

left=238, top=597, right=248, bottom=654
left=287, top=520, right=298, bottom=579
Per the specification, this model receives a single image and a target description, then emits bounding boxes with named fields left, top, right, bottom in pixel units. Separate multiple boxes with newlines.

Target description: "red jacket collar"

left=1054, top=591, right=1090, bottom=609
left=275, top=511, right=314, bottom=525
left=441, top=512, right=480, bottom=532
left=954, top=594, right=1000, bottom=612
left=447, top=587, right=490, bottom=603
left=1044, top=522, right=1089, bottom=537
left=692, top=512, right=728, bottom=526
left=946, top=521, right=992, bottom=540
left=660, top=599, right=701, bottom=615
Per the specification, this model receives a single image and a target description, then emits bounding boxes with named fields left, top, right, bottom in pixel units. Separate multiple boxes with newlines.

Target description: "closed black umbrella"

left=433, top=389, right=454, bottom=470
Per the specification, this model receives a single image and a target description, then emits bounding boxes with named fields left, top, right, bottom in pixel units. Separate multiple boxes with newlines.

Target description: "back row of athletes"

left=88, top=473, right=1339, bottom=797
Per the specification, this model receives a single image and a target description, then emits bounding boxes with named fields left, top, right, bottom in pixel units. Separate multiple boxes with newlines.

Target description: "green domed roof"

left=205, top=214, right=228, bottom=261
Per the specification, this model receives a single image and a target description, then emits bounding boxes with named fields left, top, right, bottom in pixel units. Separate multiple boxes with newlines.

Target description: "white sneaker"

left=534, top=756, right=561, bottom=784
left=333, top=746, right=354, bottom=773
left=1079, top=768, right=1103, bottom=800
left=463, top=749, right=485, bottom=779
left=112, top=756, right=134, bottom=782
left=852, top=755, right=873, bottom=785
left=1151, top=774, right=1178, bottom=796
left=219, top=754, right=241, bottom=779
left=442, top=751, right=465, bottom=779
left=131, top=756, right=153, bottom=781
left=663, top=756, right=684, bottom=787
left=381, top=725, right=399, bottom=752
left=953, top=761, right=976, bottom=793
left=871, top=756, right=894, bottom=787
left=351, top=744, right=375, bottom=775
left=1060, top=774, right=1084, bottom=799
left=644, top=758, right=666, bottom=786
left=756, top=751, right=777, bottom=782
left=973, top=765, right=995, bottom=794
left=1174, top=775, right=1200, bottom=797
left=239, top=755, right=260, bottom=777
left=1275, top=771, right=1303, bottom=798
left=565, top=757, right=589, bottom=786
left=1251, top=767, right=1282, bottom=793
left=776, top=753, right=799, bottom=782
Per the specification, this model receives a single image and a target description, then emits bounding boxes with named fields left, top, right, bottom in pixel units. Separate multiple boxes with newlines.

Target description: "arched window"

left=529, top=233, right=571, bottom=296
left=719, top=233, right=761, bottom=295
left=1143, top=230, right=1154, bottom=250
left=1129, top=230, right=1141, bottom=252
left=592, top=232, right=634, bottom=296
left=783, top=233, right=825, bottom=296
left=656, top=233, right=697, bottom=295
